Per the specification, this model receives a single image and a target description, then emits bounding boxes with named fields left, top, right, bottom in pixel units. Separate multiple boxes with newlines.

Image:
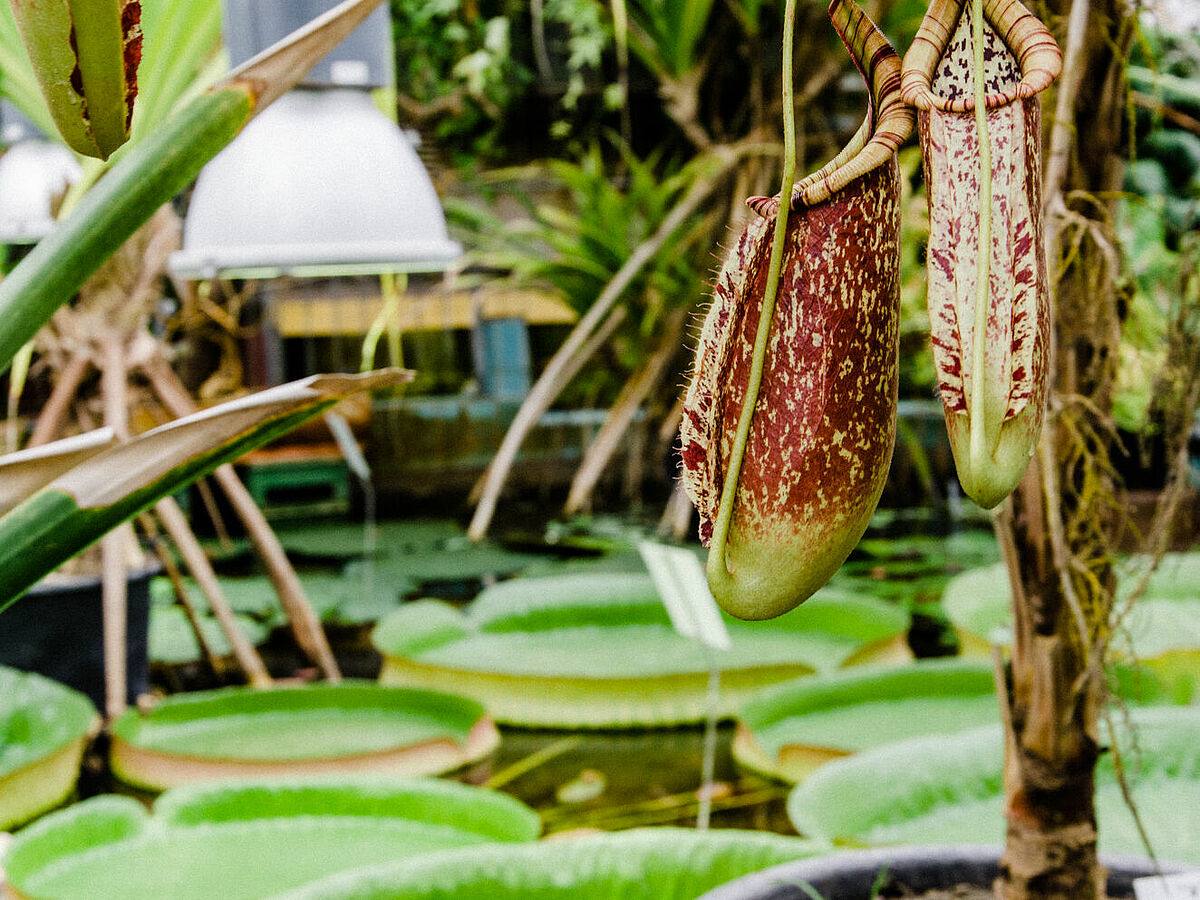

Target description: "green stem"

left=968, top=0, right=994, bottom=468
left=707, top=0, right=798, bottom=589
left=0, top=87, right=253, bottom=376
left=361, top=271, right=407, bottom=372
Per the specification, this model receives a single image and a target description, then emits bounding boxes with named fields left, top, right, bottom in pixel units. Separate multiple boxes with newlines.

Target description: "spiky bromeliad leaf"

left=0, top=370, right=408, bottom=610
left=8, top=0, right=143, bottom=159
left=680, top=0, right=914, bottom=620
left=0, top=0, right=386, bottom=376
left=900, top=0, right=1062, bottom=508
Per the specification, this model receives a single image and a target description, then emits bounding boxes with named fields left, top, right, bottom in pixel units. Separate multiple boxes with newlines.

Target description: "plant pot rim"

left=31, top=560, right=162, bottom=591
left=696, top=844, right=1199, bottom=899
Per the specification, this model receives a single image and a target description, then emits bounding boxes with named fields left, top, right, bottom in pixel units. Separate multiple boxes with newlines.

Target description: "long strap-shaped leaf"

left=0, top=369, right=408, bottom=610
left=900, top=0, right=1061, bottom=111
left=0, top=428, right=116, bottom=517
left=0, top=0, right=385, bottom=377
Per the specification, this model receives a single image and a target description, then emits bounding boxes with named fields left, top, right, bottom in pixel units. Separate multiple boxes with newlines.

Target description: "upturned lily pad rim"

left=109, top=681, right=500, bottom=792
left=732, top=658, right=998, bottom=781
left=3, top=775, right=541, bottom=900
left=786, top=706, right=1200, bottom=850
left=0, top=667, right=97, bottom=828
left=372, top=573, right=910, bottom=727
left=264, top=827, right=828, bottom=900
left=0, top=666, right=98, bottom=778
left=0, top=672, right=99, bottom=830
left=738, top=658, right=997, bottom=732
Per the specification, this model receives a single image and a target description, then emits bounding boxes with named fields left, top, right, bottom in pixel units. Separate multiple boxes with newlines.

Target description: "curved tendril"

left=968, top=0, right=994, bottom=470
left=707, top=0, right=799, bottom=590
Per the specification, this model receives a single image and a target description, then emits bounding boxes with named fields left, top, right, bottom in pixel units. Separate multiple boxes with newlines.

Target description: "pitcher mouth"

left=746, top=0, right=914, bottom=221
left=900, top=0, right=1062, bottom=112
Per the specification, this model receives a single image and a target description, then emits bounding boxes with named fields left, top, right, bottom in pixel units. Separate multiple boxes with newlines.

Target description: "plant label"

left=1135, top=873, right=1200, bottom=899
left=638, top=542, right=731, bottom=651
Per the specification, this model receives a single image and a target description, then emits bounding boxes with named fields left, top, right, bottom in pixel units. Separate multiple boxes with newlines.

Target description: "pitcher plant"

left=680, top=0, right=913, bottom=620
left=901, top=0, right=1062, bottom=508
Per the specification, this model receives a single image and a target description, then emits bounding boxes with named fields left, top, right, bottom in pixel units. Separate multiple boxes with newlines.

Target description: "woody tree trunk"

left=996, top=0, right=1134, bottom=897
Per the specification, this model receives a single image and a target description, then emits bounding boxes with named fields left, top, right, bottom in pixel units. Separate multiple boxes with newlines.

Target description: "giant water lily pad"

left=266, top=827, right=825, bottom=900
left=944, top=553, right=1200, bottom=701
left=0, top=667, right=97, bottom=830
left=786, top=705, right=1200, bottom=863
left=2, top=776, right=540, bottom=900
left=109, top=681, right=500, bottom=792
left=362, top=539, right=546, bottom=586
left=374, top=572, right=911, bottom=727
left=274, top=518, right=466, bottom=561
left=149, top=605, right=270, bottom=666
left=733, top=659, right=998, bottom=783
left=155, top=569, right=416, bottom=631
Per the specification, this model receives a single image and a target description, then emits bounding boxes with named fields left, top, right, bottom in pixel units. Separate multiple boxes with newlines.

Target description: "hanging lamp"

left=167, top=0, right=461, bottom=280
left=0, top=101, right=81, bottom=246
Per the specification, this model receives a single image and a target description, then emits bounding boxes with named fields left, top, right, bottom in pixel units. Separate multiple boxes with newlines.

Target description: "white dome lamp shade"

left=0, top=103, right=82, bottom=246
left=167, top=88, right=462, bottom=280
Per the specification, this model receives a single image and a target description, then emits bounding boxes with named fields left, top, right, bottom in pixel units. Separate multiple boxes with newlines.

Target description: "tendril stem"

left=707, top=0, right=798, bottom=588
left=968, top=0, right=994, bottom=468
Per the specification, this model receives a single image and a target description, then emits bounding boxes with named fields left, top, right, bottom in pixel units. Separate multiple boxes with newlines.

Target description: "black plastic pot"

left=0, top=565, right=156, bottom=711
left=698, top=845, right=1195, bottom=899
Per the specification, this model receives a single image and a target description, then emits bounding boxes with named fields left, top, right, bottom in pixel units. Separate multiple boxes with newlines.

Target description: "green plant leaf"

left=374, top=572, right=911, bottom=727
left=272, top=518, right=464, bottom=561
left=4, top=775, right=539, bottom=900
left=785, top=706, right=1200, bottom=863
left=0, top=428, right=116, bottom=517
left=0, top=0, right=387, bottom=376
left=943, top=554, right=1200, bottom=702
left=265, top=827, right=825, bottom=900
left=734, top=659, right=998, bottom=783
left=0, top=370, right=406, bottom=610
left=148, top=605, right=269, bottom=664
left=0, top=666, right=98, bottom=830
left=108, top=682, right=500, bottom=792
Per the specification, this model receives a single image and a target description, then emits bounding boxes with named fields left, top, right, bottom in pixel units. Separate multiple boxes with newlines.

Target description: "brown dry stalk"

left=466, top=143, right=758, bottom=541
left=140, top=351, right=341, bottom=681
left=563, top=308, right=685, bottom=516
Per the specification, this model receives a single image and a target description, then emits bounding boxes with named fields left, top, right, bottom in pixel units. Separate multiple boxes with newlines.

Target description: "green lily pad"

left=831, top=531, right=999, bottom=603
left=109, top=681, right=500, bottom=792
left=733, top=659, right=998, bottom=783
left=943, top=554, right=1200, bottom=701
left=155, top=568, right=416, bottom=630
left=374, top=573, right=910, bottom=727
left=852, top=531, right=1000, bottom=568
left=0, top=666, right=97, bottom=830
left=273, top=519, right=467, bottom=561
left=149, top=605, right=270, bottom=665
left=3, top=776, right=540, bottom=900
left=266, top=827, right=825, bottom=900
left=786, top=705, right=1200, bottom=863
left=366, top=538, right=546, bottom=584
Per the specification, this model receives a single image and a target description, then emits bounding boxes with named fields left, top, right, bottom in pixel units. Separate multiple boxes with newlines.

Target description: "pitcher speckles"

left=902, top=0, right=1061, bottom=508
left=680, top=0, right=912, bottom=621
